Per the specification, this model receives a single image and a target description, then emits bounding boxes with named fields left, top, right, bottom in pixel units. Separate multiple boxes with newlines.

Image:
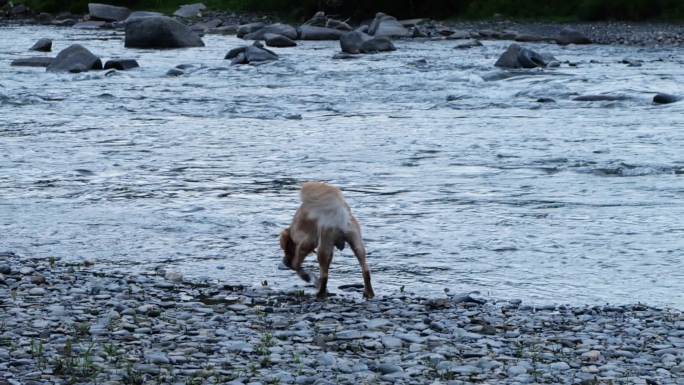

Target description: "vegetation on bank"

left=10, top=0, right=684, bottom=21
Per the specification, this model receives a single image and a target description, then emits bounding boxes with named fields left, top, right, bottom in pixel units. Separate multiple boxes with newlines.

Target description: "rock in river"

left=243, top=23, right=298, bottom=41
left=104, top=59, right=139, bottom=70
left=46, top=44, right=102, bottom=73
left=125, top=16, right=204, bottom=49
left=225, top=42, right=278, bottom=65
left=173, top=3, right=206, bottom=18
left=29, top=38, right=52, bottom=52
left=340, top=30, right=395, bottom=54
left=368, top=12, right=411, bottom=37
left=653, top=93, right=680, bottom=104
left=11, top=57, right=55, bottom=67
left=88, top=3, right=131, bottom=22
left=298, top=25, right=345, bottom=40
left=494, top=43, right=555, bottom=69
left=265, top=33, right=296, bottom=47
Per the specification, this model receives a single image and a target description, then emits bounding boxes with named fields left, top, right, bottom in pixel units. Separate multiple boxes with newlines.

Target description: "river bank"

left=0, top=253, right=682, bottom=384
left=2, top=5, right=684, bottom=48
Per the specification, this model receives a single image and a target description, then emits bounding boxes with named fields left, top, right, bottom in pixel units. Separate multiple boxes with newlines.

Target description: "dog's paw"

left=296, top=269, right=311, bottom=283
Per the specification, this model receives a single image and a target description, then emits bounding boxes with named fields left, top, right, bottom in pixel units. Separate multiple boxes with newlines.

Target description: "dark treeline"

left=15, top=0, right=684, bottom=20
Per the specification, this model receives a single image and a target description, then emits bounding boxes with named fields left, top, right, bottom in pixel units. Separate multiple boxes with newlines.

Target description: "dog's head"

left=279, top=228, right=296, bottom=268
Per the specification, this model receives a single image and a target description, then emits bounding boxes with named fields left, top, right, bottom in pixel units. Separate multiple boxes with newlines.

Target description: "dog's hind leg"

left=316, top=238, right=334, bottom=300
left=347, top=222, right=375, bottom=299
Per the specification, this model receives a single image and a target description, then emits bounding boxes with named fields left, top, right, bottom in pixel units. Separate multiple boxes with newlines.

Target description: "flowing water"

left=1, top=25, right=683, bottom=308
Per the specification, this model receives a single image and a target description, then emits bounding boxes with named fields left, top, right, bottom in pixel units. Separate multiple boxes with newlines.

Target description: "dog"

left=280, top=182, right=374, bottom=299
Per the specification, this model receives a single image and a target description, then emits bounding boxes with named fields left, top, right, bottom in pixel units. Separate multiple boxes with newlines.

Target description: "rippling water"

left=1, top=25, right=683, bottom=308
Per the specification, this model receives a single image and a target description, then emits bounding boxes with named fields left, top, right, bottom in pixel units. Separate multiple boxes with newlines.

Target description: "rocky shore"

left=2, top=2, right=684, bottom=48
left=0, top=252, right=682, bottom=385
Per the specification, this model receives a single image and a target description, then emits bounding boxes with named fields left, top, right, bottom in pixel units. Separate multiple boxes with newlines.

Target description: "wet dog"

left=279, top=182, right=374, bottom=299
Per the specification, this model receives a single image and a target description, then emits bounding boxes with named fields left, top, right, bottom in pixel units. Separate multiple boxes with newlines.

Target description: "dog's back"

left=300, top=182, right=351, bottom=231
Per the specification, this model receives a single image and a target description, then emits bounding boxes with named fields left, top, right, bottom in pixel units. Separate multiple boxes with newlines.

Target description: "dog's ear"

left=279, top=228, right=295, bottom=267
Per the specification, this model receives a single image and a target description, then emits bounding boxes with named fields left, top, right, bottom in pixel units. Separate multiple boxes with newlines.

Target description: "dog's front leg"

left=293, top=243, right=315, bottom=283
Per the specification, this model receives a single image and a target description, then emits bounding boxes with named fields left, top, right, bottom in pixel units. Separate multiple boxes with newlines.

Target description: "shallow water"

left=1, top=25, right=683, bottom=308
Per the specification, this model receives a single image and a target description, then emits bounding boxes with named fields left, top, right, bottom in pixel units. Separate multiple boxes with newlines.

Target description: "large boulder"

left=298, top=25, right=345, bottom=40
left=46, top=44, right=102, bottom=73
left=360, top=36, right=396, bottom=53
left=340, top=30, right=372, bottom=54
left=243, top=23, right=297, bottom=41
left=556, top=27, right=591, bottom=45
left=30, top=38, right=52, bottom=52
left=225, top=42, right=278, bottom=65
left=368, top=12, right=410, bottom=37
left=340, top=30, right=395, bottom=54
left=118, top=11, right=163, bottom=25
left=173, top=3, right=206, bottom=18
left=125, top=16, right=204, bottom=49
left=11, top=57, right=55, bottom=67
left=494, top=44, right=555, bottom=69
left=264, top=33, right=296, bottom=47
left=88, top=3, right=130, bottom=22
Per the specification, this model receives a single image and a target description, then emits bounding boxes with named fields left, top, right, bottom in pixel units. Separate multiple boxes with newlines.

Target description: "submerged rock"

left=46, top=44, right=102, bottom=73
left=573, top=94, right=632, bottom=102
left=494, top=43, right=555, bottom=69
left=29, top=38, right=52, bottom=52
left=104, top=59, right=139, bottom=70
left=653, top=93, right=680, bottom=104
left=453, top=39, right=482, bottom=49
left=73, top=21, right=109, bottom=29
left=88, top=3, right=131, bottom=22
left=11, top=57, right=55, bottom=67
left=125, top=16, right=204, bottom=49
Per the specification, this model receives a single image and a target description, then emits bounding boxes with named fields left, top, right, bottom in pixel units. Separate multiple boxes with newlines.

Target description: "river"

left=1, top=25, right=683, bottom=308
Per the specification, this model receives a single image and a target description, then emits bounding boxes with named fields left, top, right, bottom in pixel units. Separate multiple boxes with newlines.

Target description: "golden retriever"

left=280, top=182, right=374, bottom=299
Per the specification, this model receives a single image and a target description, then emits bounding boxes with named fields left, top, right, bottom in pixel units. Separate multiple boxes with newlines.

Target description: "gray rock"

left=557, top=27, right=591, bottom=45
left=47, top=44, right=102, bottom=73
left=244, top=23, right=297, bottom=41
left=360, top=36, right=396, bottom=53
left=318, top=353, right=336, bottom=366
left=0, top=265, right=12, bottom=274
left=104, top=59, right=139, bottom=70
left=28, top=287, right=46, bottom=295
left=573, top=94, right=631, bottom=102
left=376, top=363, right=402, bottom=374
left=125, top=16, right=204, bottom=49
left=453, top=39, right=482, bottom=49
left=340, top=30, right=372, bottom=54
left=494, top=43, right=555, bottom=69
left=145, top=351, right=170, bottom=365
left=368, top=12, right=410, bottom=37
left=225, top=42, right=278, bottom=65
left=73, top=21, right=109, bottom=29
left=118, top=11, right=163, bottom=26
left=173, top=3, right=206, bottom=18
left=88, top=3, right=131, bottom=22
left=381, top=336, right=402, bottom=349
left=237, top=22, right=265, bottom=38
left=264, top=33, right=296, bottom=48
left=653, top=93, right=680, bottom=104
left=30, top=38, right=52, bottom=52
left=297, top=25, right=345, bottom=40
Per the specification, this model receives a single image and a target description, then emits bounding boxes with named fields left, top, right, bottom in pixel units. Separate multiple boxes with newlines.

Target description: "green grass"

left=12, top=0, right=684, bottom=21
